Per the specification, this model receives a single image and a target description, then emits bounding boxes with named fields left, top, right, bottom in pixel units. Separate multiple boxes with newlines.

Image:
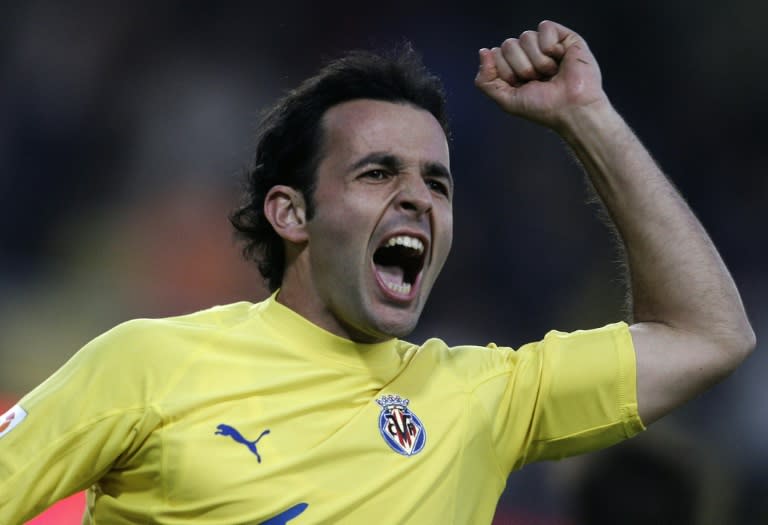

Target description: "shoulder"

left=17, top=302, right=262, bottom=432
left=95, top=301, right=255, bottom=347
left=404, top=322, right=632, bottom=385
left=71, top=301, right=258, bottom=379
left=403, top=338, right=520, bottom=388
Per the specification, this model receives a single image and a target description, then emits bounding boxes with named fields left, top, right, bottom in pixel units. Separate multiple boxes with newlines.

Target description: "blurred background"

left=1, top=1, right=766, bottom=523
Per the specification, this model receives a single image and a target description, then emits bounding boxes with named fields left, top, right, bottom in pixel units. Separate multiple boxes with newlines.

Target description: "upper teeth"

left=385, top=236, right=424, bottom=254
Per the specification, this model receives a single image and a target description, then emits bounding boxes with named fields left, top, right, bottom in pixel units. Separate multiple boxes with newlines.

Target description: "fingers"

left=491, top=47, right=517, bottom=85
left=475, top=20, right=603, bottom=121
left=474, top=47, right=498, bottom=84
left=475, top=48, right=499, bottom=83
left=474, top=47, right=512, bottom=97
left=537, top=20, right=567, bottom=58
left=499, top=33, right=556, bottom=82
left=511, top=30, right=560, bottom=80
left=486, top=20, right=579, bottom=85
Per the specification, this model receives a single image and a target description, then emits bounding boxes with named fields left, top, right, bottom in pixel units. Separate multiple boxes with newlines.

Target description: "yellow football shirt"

left=0, top=293, right=644, bottom=524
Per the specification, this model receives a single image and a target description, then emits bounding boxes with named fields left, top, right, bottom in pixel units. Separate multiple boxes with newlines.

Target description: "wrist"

left=554, top=97, right=622, bottom=145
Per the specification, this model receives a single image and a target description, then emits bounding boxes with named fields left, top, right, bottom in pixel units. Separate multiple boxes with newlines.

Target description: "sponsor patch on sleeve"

left=0, top=405, right=28, bottom=439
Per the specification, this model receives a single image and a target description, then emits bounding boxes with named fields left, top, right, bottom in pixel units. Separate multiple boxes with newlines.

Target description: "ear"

left=264, top=185, right=309, bottom=244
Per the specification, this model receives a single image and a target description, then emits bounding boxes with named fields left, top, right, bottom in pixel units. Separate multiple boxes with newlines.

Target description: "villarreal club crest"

left=376, top=394, right=426, bottom=456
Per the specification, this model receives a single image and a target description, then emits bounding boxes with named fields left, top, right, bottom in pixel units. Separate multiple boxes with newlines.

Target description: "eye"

left=360, top=169, right=392, bottom=181
left=427, top=178, right=450, bottom=197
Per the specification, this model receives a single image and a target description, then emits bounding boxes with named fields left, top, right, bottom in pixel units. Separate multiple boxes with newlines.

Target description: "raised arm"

left=474, top=20, right=755, bottom=425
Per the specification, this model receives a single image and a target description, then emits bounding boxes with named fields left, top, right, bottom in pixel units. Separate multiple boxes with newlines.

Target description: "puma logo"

left=214, top=424, right=270, bottom=463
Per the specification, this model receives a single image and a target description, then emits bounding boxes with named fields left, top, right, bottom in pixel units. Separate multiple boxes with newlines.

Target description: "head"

left=231, top=45, right=453, bottom=341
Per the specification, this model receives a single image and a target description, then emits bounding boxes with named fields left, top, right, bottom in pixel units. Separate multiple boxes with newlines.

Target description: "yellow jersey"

left=0, top=293, right=643, bottom=524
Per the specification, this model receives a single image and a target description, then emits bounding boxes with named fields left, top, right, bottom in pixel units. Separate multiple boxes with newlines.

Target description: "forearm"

left=558, top=101, right=754, bottom=347
left=478, top=19, right=754, bottom=424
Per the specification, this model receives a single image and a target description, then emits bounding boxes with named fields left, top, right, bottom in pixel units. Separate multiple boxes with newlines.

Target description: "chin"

left=345, top=293, right=427, bottom=342
left=367, top=311, right=421, bottom=340
left=379, top=324, right=416, bottom=340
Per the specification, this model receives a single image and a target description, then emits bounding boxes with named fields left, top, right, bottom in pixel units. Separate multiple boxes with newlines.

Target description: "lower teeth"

left=386, top=282, right=411, bottom=294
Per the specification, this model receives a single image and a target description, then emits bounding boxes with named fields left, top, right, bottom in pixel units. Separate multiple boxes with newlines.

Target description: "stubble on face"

left=278, top=99, right=453, bottom=343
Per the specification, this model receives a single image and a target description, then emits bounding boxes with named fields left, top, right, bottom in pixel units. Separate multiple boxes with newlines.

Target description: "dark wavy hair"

left=230, top=44, right=450, bottom=291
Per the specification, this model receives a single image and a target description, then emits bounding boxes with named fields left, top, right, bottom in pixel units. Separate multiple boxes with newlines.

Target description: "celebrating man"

left=0, top=21, right=754, bottom=524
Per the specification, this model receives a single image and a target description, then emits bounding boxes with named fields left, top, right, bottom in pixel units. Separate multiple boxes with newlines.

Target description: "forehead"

left=319, top=99, right=450, bottom=167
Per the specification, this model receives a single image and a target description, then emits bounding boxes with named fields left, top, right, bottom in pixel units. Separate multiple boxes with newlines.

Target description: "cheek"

left=434, top=214, right=454, bottom=270
left=435, top=206, right=454, bottom=250
left=309, top=193, right=353, bottom=236
left=308, top=208, right=371, bottom=273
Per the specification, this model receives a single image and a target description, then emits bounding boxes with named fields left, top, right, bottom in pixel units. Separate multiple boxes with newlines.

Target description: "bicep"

left=491, top=324, right=644, bottom=468
left=631, top=322, right=734, bottom=425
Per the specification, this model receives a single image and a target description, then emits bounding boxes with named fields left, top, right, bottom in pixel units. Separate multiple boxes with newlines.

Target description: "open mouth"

left=372, top=235, right=427, bottom=298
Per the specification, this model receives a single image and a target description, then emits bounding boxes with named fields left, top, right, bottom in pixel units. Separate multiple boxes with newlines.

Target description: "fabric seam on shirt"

left=615, top=325, right=646, bottom=434
left=449, top=394, right=471, bottom=525
left=530, top=325, right=639, bottom=445
left=152, top=313, right=258, bottom=514
left=468, top=377, right=511, bottom=483
left=529, top=418, right=628, bottom=446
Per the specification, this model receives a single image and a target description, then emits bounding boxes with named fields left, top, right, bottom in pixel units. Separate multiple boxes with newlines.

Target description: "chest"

left=103, top=359, right=501, bottom=523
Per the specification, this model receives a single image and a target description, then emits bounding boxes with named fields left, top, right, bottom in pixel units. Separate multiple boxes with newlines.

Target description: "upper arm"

left=630, top=321, right=748, bottom=425
left=0, top=321, right=157, bottom=522
left=477, top=323, right=645, bottom=471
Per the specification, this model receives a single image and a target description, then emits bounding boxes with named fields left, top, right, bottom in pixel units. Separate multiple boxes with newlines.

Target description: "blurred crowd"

left=1, top=1, right=766, bottom=523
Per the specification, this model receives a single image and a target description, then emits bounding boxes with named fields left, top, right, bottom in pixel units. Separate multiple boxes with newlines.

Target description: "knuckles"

left=517, top=66, right=538, bottom=80
left=519, top=30, right=538, bottom=44
left=501, top=38, right=518, bottom=52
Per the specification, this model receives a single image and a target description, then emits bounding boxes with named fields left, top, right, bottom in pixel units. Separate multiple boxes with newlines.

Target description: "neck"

left=276, top=278, right=393, bottom=345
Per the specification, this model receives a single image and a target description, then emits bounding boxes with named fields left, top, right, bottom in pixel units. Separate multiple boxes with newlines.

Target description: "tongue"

left=374, top=264, right=405, bottom=286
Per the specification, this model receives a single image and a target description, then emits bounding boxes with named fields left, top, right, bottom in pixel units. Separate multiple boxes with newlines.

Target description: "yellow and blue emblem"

left=376, top=394, right=426, bottom=456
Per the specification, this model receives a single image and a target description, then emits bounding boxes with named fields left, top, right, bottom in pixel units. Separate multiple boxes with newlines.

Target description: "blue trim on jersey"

left=260, top=503, right=309, bottom=524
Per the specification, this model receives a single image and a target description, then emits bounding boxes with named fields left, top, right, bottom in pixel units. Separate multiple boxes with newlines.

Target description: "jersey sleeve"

left=0, top=320, right=163, bottom=524
left=472, top=322, right=645, bottom=473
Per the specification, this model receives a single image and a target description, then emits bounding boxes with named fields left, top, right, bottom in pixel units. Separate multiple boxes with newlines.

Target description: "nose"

left=396, top=174, right=432, bottom=216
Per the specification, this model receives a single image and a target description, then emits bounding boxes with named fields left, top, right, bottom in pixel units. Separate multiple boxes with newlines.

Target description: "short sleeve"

left=473, top=322, right=645, bottom=473
left=0, top=321, right=162, bottom=524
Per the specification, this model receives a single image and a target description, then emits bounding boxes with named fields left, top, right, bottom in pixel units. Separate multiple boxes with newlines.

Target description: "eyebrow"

left=423, top=161, right=454, bottom=191
left=349, top=152, right=403, bottom=173
left=350, top=152, right=454, bottom=188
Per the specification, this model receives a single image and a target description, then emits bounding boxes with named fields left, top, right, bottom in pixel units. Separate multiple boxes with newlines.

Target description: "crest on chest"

left=375, top=394, right=426, bottom=456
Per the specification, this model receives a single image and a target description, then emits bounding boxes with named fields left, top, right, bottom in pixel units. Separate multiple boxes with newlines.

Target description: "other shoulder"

left=404, top=338, right=520, bottom=386
left=80, top=301, right=258, bottom=364
left=104, top=301, right=256, bottom=339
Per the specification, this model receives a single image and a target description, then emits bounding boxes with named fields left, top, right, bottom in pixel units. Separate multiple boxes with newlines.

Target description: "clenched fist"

left=475, top=20, right=610, bottom=131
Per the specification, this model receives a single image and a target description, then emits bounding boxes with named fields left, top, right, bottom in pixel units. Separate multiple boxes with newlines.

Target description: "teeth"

left=385, top=236, right=424, bottom=254
left=385, top=281, right=412, bottom=295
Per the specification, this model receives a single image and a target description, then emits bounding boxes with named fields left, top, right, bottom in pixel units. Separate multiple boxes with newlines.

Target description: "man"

left=0, top=20, right=754, bottom=524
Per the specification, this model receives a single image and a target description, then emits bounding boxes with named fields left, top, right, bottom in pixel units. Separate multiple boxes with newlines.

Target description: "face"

left=283, top=99, right=453, bottom=343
